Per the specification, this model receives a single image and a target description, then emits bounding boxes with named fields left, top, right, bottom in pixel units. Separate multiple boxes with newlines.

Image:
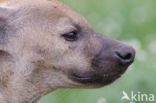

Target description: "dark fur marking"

left=0, top=17, right=7, bottom=43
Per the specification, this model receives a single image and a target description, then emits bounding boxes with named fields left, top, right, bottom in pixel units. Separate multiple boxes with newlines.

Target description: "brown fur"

left=0, top=0, right=135, bottom=103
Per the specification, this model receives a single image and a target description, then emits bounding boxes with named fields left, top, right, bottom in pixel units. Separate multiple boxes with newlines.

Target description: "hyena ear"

left=0, top=5, right=14, bottom=57
left=0, top=16, right=12, bottom=58
left=0, top=5, right=16, bottom=44
left=0, top=6, right=10, bottom=43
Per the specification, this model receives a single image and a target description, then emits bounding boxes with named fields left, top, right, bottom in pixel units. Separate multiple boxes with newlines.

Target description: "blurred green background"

left=41, top=0, right=156, bottom=103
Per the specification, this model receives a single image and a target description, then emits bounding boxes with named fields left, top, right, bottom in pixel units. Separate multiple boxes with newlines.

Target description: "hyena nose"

left=114, top=44, right=135, bottom=66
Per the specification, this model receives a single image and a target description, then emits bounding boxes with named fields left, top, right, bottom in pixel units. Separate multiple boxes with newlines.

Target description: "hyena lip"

left=70, top=73, right=103, bottom=83
left=69, top=72, right=122, bottom=84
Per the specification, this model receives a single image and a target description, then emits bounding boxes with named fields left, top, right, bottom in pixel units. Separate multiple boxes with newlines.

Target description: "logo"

left=121, top=91, right=155, bottom=103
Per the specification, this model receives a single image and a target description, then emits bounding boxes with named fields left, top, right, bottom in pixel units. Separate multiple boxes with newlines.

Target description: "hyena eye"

left=62, top=31, right=78, bottom=41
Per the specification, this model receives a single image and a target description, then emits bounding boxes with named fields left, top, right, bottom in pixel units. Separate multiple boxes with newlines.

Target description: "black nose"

left=114, top=45, right=135, bottom=66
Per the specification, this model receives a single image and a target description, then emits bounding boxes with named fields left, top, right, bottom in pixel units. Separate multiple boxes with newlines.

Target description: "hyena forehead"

left=23, top=0, right=90, bottom=28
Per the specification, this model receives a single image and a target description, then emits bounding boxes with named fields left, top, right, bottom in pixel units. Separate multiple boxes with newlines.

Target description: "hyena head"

left=0, top=0, right=135, bottom=91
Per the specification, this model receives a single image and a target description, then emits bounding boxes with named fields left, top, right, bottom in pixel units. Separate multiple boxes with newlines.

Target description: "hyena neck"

left=0, top=88, right=54, bottom=103
left=0, top=58, right=55, bottom=103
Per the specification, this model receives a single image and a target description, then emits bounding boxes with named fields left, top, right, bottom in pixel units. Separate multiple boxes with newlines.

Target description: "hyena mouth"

left=70, top=73, right=103, bottom=83
left=68, top=71, right=122, bottom=85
